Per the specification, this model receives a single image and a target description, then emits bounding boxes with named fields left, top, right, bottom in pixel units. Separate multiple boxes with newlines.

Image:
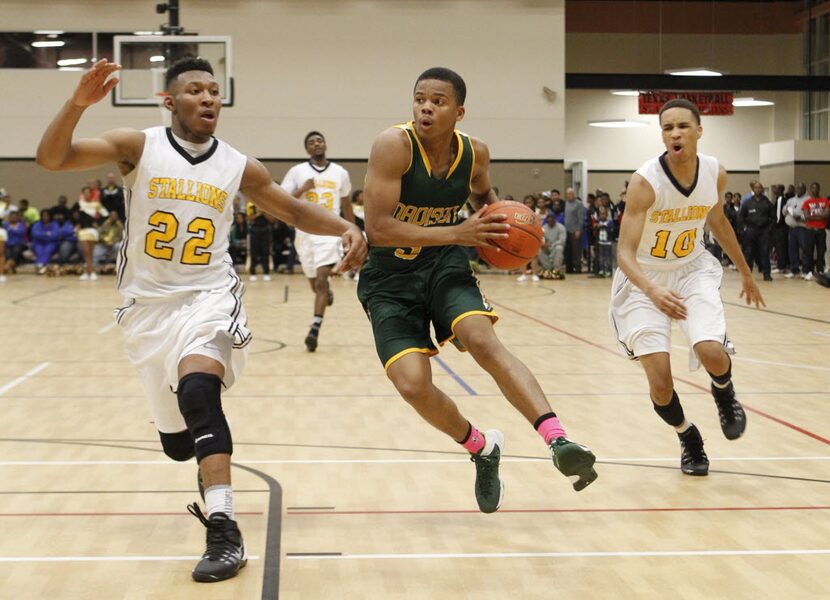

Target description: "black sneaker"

left=712, top=382, right=747, bottom=440
left=304, top=329, right=318, bottom=352
left=327, top=288, right=334, bottom=306
left=549, top=437, right=598, bottom=491
left=678, top=425, right=709, bottom=476
left=187, top=503, right=247, bottom=583
left=469, top=429, right=505, bottom=514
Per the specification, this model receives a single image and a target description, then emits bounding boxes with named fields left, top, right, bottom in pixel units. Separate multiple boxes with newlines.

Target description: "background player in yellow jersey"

left=37, top=58, right=366, bottom=583
left=612, top=99, right=765, bottom=476
left=359, top=67, right=598, bottom=514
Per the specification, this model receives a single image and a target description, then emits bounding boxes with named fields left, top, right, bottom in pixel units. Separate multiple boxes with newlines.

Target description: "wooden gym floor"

left=0, top=268, right=828, bottom=599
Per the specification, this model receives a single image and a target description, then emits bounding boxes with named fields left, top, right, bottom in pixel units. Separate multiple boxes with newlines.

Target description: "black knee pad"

left=176, top=373, right=232, bottom=462
left=652, top=390, right=685, bottom=427
left=159, top=429, right=195, bottom=461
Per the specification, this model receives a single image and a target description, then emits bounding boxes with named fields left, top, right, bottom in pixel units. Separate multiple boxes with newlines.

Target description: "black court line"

left=724, top=301, right=830, bottom=325
left=10, top=285, right=66, bottom=306
left=249, top=338, right=287, bottom=355
left=0, top=437, right=283, bottom=600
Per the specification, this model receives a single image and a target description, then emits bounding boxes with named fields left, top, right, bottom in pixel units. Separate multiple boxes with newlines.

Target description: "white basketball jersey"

left=117, top=126, right=247, bottom=300
left=281, top=161, right=351, bottom=245
left=635, top=152, right=720, bottom=270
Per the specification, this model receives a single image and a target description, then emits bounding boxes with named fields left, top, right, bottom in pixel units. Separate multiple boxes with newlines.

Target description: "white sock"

left=675, top=420, right=691, bottom=434
left=204, top=484, right=234, bottom=520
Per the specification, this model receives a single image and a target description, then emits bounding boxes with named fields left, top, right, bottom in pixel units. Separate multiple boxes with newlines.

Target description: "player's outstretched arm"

left=707, top=167, right=765, bottom=308
left=241, top=157, right=367, bottom=271
left=37, top=59, right=143, bottom=174
left=617, top=174, right=688, bottom=320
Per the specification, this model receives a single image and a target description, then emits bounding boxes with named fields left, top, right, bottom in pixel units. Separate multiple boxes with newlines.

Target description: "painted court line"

left=0, top=555, right=260, bottom=563
left=431, top=356, right=477, bottom=395
left=1, top=456, right=827, bottom=467
left=97, top=321, right=117, bottom=334
left=0, top=511, right=263, bottom=517
left=289, top=506, right=830, bottom=516
left=286, top=549, right=830, bottom=561
left=0, top=362, right=50, bottom=397
left=814, top=331, right=830, bottom=338
left=670, top=345, right=830, bottom=372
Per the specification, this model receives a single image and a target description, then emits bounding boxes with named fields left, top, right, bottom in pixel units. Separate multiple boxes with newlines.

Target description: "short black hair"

left=165, top=57, right=214, bottom=90
left=304, top=131, right=325, bottom=147
left=414, top=67, right=466, bottom=105
left=659, top=99, right=701, bottom=124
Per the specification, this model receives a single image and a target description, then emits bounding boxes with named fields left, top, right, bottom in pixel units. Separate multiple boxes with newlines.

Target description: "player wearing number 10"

left=611, top=99, right=765, bottom=477
left=37, top=57, right=366, bottom=583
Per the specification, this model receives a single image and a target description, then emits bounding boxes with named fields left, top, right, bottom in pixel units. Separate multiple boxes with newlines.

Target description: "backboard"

left=112, top=35, right=232, bottom=106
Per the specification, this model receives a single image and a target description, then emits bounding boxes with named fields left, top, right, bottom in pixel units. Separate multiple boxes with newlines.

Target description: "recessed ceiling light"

left=666, top=68, right=724, bottom=77
left=34, top=30, right=64, bottom=35
left=588, top=120, right=649, bottom=129
left=732, top=97, right=774, bottom=107
left=56, top=58, right=88, bottom=67
left=149, top=55, right=166, bottom=63
left=611, top=90, right=640, bottom=97
left=31, top=40, right=65, bottom=48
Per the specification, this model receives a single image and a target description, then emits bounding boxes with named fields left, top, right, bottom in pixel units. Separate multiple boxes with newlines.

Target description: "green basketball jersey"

left=367, top=121, right=475, bottom=270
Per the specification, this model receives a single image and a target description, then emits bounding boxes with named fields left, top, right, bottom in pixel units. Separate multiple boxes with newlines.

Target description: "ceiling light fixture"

left=57, top=58, right=88, bottom=66
left=588, top=120, right=649, bottom=129
left=34, top=29, right=64, bottom=35
left=610, top=90, right=640, bottom=97
left=149, top=55, right=166, bottom=63
left=31, top=40, right=66, bottom=48
left=666, top=68, right=723, bottom=77
left=732, top=97, right=774, bottom=107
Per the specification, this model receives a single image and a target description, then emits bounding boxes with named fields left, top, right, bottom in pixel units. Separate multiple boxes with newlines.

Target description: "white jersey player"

left=37, top=58, right=366, bottom=583
left=280, top=131, right=355, bottom=352
left=611, top=98, right=765, bottom=477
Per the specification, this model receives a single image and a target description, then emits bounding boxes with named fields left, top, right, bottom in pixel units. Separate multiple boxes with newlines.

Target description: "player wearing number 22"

left=358, top=67, right=598, bottom=514
left=611, top=99, right=765, bottom=477
left=37, top=57, right=366, bottom=583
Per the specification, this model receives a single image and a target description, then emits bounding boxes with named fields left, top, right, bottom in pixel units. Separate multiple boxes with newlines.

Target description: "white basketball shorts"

left=296, top=234, right=342, bottom=278
left=608, top=251, right=732, bottom=370
left=115, top=282, right=251, bottom=433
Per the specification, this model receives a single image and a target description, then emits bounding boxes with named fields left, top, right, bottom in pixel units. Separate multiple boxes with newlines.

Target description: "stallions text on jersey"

left=635, top=152, right=720, bottom=270
left=117, top=127, right=247, bottom=300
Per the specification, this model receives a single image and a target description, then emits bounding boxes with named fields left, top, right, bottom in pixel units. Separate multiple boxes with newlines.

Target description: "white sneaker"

left=784, top=272, right=795, bottom=279
left=90, top=272, right=98, bottom=281
left=803, top=272, right=814, bottom=281
left=771, top=268, right=781, bottom=274
left=532, top=274, right=540, bottom=282
left=249, top=275, right=258, bottom=282
left=0, top=275, right=6, bottom=283
left=516, top=274, right=527, bottom=282
left=262, top=274, right=271, bottom=282
left=79, top=273, right=90, bottom=281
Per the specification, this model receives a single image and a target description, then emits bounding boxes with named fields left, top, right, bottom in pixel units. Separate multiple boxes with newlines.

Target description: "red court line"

left=0, top=511, right=263, bottom=517
left=288, top=506, right=830, bottom=516
left=492, top=302, right=830, bottom=446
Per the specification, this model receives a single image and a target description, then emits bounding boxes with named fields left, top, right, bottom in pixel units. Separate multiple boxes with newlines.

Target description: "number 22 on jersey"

left=144, top=210, right=215, bottom=265
left=650, top=228, right=697, bottom=259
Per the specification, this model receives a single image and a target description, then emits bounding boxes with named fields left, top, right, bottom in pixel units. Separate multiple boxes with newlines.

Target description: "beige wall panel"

left=0, top=0, right=565, bottom=160
left=760, top=165, right=795, bottom=188
left=794, top=164, right=830, bottom=188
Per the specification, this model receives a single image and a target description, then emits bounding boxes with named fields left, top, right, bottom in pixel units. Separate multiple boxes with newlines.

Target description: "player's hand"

left=739, top=273, right=766, bottom=309
left=338, top=225, right=368, bottom=272
left=646, top=285, right=687, bottom=320
left=300, top=178, right=316, bottom=194
left=72, top=59, right=121, bottom=108
left=455, top=208, right=510, bottom=247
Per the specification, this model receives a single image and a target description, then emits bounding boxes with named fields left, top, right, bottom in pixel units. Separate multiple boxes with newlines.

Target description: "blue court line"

left=431, top=356, right=477, bottom=396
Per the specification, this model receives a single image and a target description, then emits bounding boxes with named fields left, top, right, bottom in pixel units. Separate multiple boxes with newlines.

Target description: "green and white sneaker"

left=470, top=429, right=505, bottom=513
left=549, top=437, right=598, bottom=491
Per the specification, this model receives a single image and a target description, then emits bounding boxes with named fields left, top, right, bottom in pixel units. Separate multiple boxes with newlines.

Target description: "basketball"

left=476, top=201, right=544, bottom=270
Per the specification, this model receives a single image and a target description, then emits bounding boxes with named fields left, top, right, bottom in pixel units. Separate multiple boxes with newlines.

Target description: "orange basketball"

left=475, top=201, right=544, bottom=270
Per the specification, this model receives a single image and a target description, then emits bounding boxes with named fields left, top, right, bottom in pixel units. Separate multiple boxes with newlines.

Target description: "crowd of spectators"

left=2, top=175, right=827, bottom=286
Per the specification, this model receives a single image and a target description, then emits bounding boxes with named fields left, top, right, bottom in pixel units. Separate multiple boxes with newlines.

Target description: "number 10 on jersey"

left=650, top=228, right=697, bottom=259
